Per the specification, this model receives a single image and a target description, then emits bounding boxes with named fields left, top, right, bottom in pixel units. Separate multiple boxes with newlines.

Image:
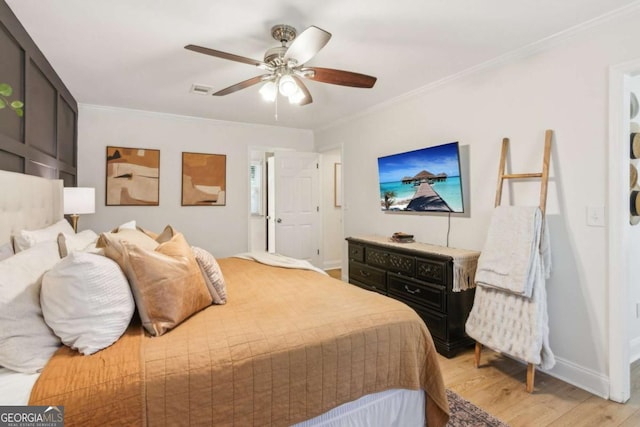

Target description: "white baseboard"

left=630, top=336, right=640, bottom=363
left=541, top=356, right=610, bottom=399
left=485, top=347, right=610, bottom=399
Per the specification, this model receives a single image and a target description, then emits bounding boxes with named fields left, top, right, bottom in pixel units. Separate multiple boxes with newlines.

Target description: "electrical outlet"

left=586, top=206, right=605, bottom=227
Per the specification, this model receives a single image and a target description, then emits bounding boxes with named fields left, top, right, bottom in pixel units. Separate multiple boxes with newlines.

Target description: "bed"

left=0, top=170, right=449, bottom=426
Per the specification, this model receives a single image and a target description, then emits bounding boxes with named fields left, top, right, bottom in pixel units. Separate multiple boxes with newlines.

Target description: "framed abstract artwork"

left=182, top=152, right=227, bottom=206
left=106, top=146, right=160, bottom=206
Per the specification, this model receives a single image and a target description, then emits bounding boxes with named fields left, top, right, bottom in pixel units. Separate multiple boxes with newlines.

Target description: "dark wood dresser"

left=346, top=236, right=480, bottom=358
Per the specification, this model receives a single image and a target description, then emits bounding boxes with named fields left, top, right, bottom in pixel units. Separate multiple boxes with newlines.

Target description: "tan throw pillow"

left=192, top=246, right=227, bottom=304
left=96, top=228, right=159, bottom=267
left=154, top=225, right=177, bottom=244
left=108, top=220, right=159, bottom=240
left=103, top=232, right=212, bottom=336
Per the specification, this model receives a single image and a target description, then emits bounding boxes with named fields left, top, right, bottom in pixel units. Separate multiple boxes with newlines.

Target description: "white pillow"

left=41, top=252, right=135, bottom=355
left=13, top=219, right=75, bottom=253
left=57, top=230, right=99, bottom=257
left=0, top=242, right=14, bottom=261
left=0, top=241, right=62, bottom=373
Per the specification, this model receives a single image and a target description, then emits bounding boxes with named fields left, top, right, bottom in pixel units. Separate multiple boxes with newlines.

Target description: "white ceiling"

left=6, top=0, right=639, bottom=130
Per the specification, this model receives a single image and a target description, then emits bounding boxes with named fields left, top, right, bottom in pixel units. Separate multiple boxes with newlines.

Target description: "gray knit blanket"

left=465, top=206, right=555, bottom=369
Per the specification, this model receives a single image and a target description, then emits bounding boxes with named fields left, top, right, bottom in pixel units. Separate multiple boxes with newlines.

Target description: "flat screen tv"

left=377, top=141, right=464, bottom=213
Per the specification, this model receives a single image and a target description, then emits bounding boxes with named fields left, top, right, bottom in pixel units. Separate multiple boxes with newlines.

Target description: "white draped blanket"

left=348, top=235, right=480, bottom=292
left=465, top=206, right=555, bottom=370
left=233, top=251, right=328, bottom=275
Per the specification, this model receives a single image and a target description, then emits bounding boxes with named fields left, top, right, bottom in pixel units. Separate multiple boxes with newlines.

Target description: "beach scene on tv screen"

left=378, top=142, right=464, bottom=213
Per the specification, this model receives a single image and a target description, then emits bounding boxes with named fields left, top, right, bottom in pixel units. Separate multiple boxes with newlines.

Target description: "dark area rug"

left=446, top=389, right=510, bottom=426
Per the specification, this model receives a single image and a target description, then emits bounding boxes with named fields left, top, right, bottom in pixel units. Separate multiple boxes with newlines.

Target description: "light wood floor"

left=325, top=268, right=640, bottom=426
left=326, top=269, right=342, bottom=280
left=440, top=349, right=640, bottom=426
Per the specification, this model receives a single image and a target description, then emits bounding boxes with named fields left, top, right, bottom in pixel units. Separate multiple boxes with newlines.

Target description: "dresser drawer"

left=415, top=258, right=449, bottom=286
left=350, top=279, right=386, bottom=296
left=387, top=252, right=415, bottom=276
left=388, top=273, right=446, bottom=312
left=403, top=300, right=447, bottom=341
left=349, top=260, right=386, bottom=293
left=365, top=247, right=389, bottom=268
left=348, top=243, right=365, bottom=262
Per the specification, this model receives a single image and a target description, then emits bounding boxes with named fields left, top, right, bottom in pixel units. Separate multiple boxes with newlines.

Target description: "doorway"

left=608, top=61, right=640, bottom=403
left=248, top=149, right=321, bottom=266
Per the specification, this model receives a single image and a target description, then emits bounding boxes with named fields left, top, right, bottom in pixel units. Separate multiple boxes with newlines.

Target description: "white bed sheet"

left=0, top=369, right=424, bottom=427
left=0, top=367, right=40, bottom=405
left=293, top=388, right=425, bottom=427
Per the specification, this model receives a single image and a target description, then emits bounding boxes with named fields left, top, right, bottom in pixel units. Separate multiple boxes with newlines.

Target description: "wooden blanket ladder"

left=473, top=129, right=553, bottom=393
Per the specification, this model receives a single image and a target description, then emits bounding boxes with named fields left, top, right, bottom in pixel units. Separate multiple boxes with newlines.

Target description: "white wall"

left=629, top=77, right=640, bottom=362
left=78, top=105, right=313, bottom=257
left=319, top=147, right=342, bottom=270
left=315, top=10, right=640, bottom=397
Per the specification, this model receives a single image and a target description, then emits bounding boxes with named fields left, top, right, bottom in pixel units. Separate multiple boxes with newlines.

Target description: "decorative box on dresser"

left=346, top=235, right=480, bottom=358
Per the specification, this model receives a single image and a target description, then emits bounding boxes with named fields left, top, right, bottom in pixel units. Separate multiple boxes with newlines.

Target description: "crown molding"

left=316, top=1, right=640, bottom=134
left=79, top=103, right=313, bottom=136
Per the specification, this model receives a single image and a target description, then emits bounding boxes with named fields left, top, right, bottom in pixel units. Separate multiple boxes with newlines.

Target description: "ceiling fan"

left=185, top=24, right=377, bottom=106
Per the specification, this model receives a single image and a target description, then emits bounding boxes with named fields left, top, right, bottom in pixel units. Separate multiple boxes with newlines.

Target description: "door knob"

left=276, top=218, right=282, bottom=223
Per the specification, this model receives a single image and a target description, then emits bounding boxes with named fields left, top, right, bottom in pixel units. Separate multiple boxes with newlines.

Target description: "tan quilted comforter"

left=30, top=257, right=449, bottom=426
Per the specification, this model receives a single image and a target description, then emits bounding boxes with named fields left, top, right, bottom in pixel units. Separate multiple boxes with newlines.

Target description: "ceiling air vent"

left=190, top=84, right=213, bottom=96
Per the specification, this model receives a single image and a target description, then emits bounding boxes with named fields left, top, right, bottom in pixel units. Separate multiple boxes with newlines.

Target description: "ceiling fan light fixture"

left=259, top=81, right=277, bottom=102
left=185, top=24, right=377, bottom=111
left=289, top=87, right=305, bottom=104
left=278, top=75, right=298, bottom=97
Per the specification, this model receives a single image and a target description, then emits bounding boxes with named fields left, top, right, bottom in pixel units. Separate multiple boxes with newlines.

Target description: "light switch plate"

left=586, top=206, right=605, bottom=227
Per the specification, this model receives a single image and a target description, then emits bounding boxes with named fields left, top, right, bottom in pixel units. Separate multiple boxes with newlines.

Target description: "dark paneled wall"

left=0, top=1, right=78, bottom=186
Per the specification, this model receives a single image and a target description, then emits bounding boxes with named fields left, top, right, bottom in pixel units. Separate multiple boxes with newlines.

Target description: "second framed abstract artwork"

left=182, top=152, right=227, bottom=206
left=106, top=146, right=160, bottom=206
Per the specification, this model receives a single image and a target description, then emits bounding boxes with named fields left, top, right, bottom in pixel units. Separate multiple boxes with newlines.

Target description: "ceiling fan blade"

left=213, top=75, right=272, bottom=96
left=185, top=44, right=269, bottom=68
left=283, top=26, right=331, bottom=65
left=302, top=67, right=377, bottom=88
left=291, top=75, right=313, bottom=106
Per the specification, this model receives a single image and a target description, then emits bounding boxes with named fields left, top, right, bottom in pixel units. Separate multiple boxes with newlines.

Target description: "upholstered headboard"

left=0, top=170, right=64, bottom=246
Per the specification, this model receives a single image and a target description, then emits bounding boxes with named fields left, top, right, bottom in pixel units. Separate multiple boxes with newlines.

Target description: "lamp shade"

left=64, top=187, right=96, bottom=215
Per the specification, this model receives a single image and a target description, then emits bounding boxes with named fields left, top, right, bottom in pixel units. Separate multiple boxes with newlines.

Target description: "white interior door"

left=273, top=151, right=320, bottom=266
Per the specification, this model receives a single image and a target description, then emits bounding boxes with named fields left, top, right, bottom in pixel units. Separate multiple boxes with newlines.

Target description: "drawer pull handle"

left=359, top=270, right=371, bottom=277
left=404, top=285, right=421, bottom=295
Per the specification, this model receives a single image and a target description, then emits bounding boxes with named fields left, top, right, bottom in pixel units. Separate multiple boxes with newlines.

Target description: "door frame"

left=247, top=147, right=322, bottom=264
left=608, top=59, right=639, bottom=403
left=317, top=144, right=344, bottom=271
